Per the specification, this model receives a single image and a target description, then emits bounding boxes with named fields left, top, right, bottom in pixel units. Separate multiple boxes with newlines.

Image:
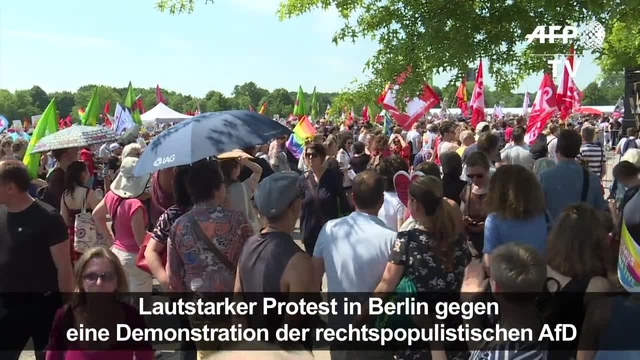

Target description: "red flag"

left=346, top=108, right=354, bottom=126
left=135, top=95, right=145, bottom=114
left=380, top=70, right=440, bottom=131
left=362, top=106, right=369, bottom=122
left=23, top=118, right=31, bottom=131
left=456, top=77, right=469, bottom=117
left=469, top=61, right=485, bottom=129
left=556, top=46, right=576, bottom=121
left=525, top=73, right=558, bottom=144
left=103, top=100, right=111, bottom=116
left=156, top=85, right=166, bottom=104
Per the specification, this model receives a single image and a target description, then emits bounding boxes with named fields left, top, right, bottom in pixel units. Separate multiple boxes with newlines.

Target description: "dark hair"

left=440, top=152, right=463, bottom=178
left=548, top=124, right=559, bottom=135
left=556, top=130, right=582, bottom=158
left=465, top=151, right=491, bottom=170
left=305, top=143, right=327, bottom=161
left=439, top=121, right=455, bottom=136
left=378, top=155, right=409, bottom=191
left=477, top=132, right=499, bottom=154
left=415, top=161, right=441, bottom=179
left=0, top=159, right=30, bottom=192
left=173, top=166, right=193, bottom=209
left=485, top=164, right=545, bottom=220
left=512, top=126, right=525, bottom=143
left=530, top=141, right=548, bottom=160
left=352, top=141, right=366, bottom=155
left=352, top=171, right=384, bottom=210
left=337, top=131, right=353, bottom=151
left=64, top=161, right=88, bottom=196
left=186, top=159, right=225, bottom=204
left=51, top=148, right=67, bottom=161
left=219, top=159, right=240, bottom=187
left=547, top=203, right=610, bottom=279
left=613, top=160, right=640, bottom=180
left=408, top=176, right=457, bottom=271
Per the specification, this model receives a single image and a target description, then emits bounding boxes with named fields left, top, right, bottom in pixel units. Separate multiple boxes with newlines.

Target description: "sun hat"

left=217, top=149, right=253, bottom=160
left=254, top=171, right=301, bottom=218
left=621, top=149, right=640, bottom=168
left=110, top=157, right=150, bottom=198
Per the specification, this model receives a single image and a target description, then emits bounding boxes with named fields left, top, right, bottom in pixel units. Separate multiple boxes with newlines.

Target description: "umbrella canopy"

left=31, top=125, right=118, bottom=153
left=9, top=132, right=31, bottom=142
left=133, top=110, right=291, bottom=176
left=140, top=103, right=192, bottom=124
left=577, top=107, right=603, bottom=115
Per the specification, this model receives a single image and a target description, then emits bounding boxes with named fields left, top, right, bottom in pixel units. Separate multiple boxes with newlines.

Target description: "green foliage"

left=0, top=83, right=338, bottom=122
left=154, top=0, right=639, bottom=100
left=0, top=74, right=623, bottom=123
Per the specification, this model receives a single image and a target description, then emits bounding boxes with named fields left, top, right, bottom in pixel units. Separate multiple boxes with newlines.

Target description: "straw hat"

left=217, top=149, right=253, bottom=160
left=110, top=157, right=150, bottom=198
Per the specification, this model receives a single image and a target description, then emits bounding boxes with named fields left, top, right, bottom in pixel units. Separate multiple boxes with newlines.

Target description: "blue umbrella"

left=133, top=110, right=291, bottom=176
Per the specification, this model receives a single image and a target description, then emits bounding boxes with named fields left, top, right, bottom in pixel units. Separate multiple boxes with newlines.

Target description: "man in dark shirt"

left=0, top=159, right=72, bottom=360
left=238, top=146, right=273, bottom=183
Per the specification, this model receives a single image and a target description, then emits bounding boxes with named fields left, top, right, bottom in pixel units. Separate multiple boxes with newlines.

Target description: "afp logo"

left=153, top=155, right=175, bottom=167
left=525, top=21, right=605, bottom=51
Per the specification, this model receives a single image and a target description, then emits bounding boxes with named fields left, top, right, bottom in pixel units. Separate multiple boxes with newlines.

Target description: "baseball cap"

left=254, top=171, right=301, bottom=218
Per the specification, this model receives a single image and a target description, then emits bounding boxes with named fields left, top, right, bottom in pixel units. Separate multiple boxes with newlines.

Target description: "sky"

left=0, top=0, right=602, bottom=98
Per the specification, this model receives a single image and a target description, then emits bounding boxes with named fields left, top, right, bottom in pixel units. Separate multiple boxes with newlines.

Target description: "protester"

left=93, top=157, right=152, bottom=292
left=439, top=151, right=466, bottom=205
left=462, top=243, right=548, bottom=359
left=59, top=161, right=101, bottom=262
left=349, top=141, right=370, bottom=174
left=483, top=164, right=548, bottom=265
left=538, top=130, right=606, bottom=222
left=45, top=247, right=153, bottom=360
left=460, top=152, right=490, bottom=256
left=44, top=147, right=79, bottom=210
left=377, top=156, right=408, bottom=231
left=239, top=145, right=274, bottom=182
left=219, top=150, right=263, bottom=233
left=580, top=126, right=606, bottom=178
left=500, top=126, right=534, bottom=170
left=298, top=143, right=351, bottom=255
left=0, top=159, right=72, bottom=360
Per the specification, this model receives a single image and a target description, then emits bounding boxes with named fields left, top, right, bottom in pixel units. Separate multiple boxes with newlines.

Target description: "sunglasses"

left=83, top=271, right=117, bottom=283
left=467, top=173, right=484, bottom=179
left=305, top=152, right=319, bottom=158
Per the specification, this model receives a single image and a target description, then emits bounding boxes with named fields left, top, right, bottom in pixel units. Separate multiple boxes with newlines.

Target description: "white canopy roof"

left=140, top=102, right=192, bottom=124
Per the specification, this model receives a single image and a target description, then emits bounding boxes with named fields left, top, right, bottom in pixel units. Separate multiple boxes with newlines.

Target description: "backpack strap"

left=581, top=167, right=590, bottom=203
left=186, top=211, right=235, bottom=273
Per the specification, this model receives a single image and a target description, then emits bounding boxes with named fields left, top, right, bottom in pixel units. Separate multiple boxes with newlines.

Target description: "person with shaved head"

left=0, top=159, right=72, bottom=360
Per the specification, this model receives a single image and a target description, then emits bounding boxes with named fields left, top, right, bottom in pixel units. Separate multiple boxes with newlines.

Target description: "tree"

left=597, top=17, right=640, bottom=74
left=155, top=0, right=636, bottom=98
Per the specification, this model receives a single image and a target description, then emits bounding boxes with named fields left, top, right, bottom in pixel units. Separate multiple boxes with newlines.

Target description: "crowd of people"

left=0, top=113, right=639, bottom=360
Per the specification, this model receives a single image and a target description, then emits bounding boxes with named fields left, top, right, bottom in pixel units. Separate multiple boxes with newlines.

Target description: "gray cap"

left=254, top=171, right=301, bottom=218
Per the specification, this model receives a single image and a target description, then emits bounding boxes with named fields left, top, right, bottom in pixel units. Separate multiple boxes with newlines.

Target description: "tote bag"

left=73, top=189, right=107, bottom=253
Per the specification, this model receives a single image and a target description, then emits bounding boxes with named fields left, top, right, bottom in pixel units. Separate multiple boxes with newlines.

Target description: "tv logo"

left=547, top=57, right=582, bottom=79
left=525, top=21, right=606, bottom=50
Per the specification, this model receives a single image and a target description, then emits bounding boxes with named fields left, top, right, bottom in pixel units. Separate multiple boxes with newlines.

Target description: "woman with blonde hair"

left=371, top=175, right=470, bottom=360
left=121, top=143, right=142, bottom=159
left=45, top=247, right=153, bottom=360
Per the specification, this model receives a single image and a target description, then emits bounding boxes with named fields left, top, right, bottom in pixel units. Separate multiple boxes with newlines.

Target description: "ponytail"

left=431, top=199, right=458, bottom=272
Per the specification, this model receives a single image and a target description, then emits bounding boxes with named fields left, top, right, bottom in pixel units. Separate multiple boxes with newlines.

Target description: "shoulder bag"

left=375, top=231, right=417, bottom=329
left=186, top=211, right=235, bottom=273
left=73, top=188, right=106, bottom=253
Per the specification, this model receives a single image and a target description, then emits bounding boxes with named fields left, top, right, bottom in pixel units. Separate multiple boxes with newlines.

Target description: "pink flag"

left=380, top=69, right=440, bottom=131
left=156, top=85, right=166, bottom=104
left=525, top=74, right=558, bottom=144
left=470, top=61, right=485, bottom=129
left=556, top=46, right=575, bottom=121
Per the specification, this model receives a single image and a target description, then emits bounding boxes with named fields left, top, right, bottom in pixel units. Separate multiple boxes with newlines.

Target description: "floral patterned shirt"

left=167, top=204, right=253, bottom=293
left=152, top=205, right=189, bottom=244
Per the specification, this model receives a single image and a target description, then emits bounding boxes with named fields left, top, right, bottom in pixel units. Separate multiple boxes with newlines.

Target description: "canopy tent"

left=140, top=103, right=192, bottom=124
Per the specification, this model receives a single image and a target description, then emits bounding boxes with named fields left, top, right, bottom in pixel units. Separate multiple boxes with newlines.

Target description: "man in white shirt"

left=313, top=170, right=395, bottom=360
left=500, top=126, right=535, bottom=171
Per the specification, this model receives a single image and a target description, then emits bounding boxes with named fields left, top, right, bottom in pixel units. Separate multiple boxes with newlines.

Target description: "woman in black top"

left=349, top=141, right=370, bottom=174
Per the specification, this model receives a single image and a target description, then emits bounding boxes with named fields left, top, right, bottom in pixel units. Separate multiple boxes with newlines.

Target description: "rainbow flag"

left=286, top=115, right=316, bottom=159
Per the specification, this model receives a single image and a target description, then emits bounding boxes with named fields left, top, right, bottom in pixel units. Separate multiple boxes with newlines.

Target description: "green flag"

left=293, top=86, right=306, bottom=118
left=124, top=81, right=142, bottom=126
left=310, top=86, right=318, bottom=120
left=81, top=87, right=100, bottom=126
left=24, top=98, right=58, bottom=179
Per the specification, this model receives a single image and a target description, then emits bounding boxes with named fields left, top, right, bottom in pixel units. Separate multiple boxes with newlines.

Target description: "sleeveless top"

left=546, top=278, right=589, bottom=360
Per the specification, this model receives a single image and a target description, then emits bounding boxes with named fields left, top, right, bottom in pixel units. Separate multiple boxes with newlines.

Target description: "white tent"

left=140, top=102, right=192, bottom=125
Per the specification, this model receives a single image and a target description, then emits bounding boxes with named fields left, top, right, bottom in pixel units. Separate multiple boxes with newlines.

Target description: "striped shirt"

left=579, top=142, right=605, bottom=177
left=470, top=341, right=548, bottom=360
